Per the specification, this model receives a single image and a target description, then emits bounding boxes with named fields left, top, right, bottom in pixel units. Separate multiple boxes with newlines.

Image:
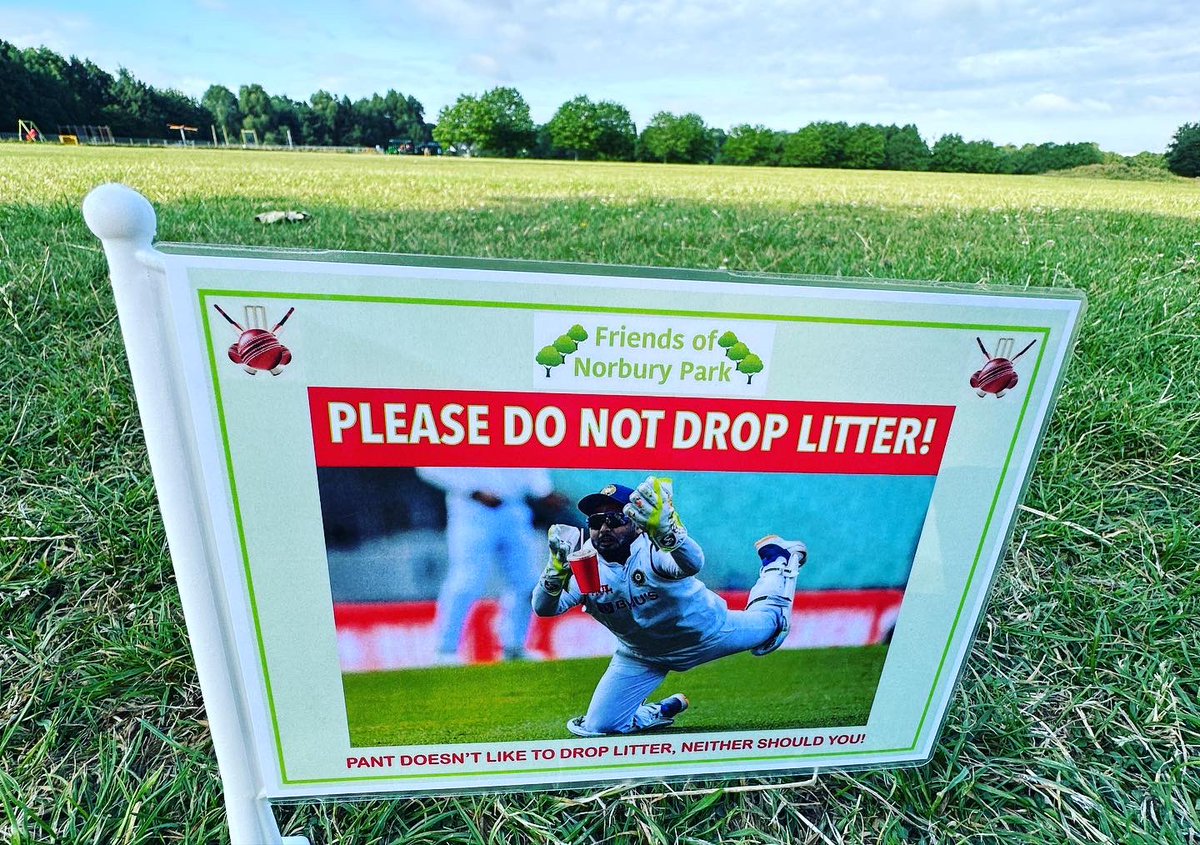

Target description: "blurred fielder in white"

left=418, top=467, right=565, bottom=663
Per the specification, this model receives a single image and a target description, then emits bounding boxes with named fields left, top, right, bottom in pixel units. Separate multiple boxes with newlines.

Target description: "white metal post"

left=83, top=184, right=308, bottom=845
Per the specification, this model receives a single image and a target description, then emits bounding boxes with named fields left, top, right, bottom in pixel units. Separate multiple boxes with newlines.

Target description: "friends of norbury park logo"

left=536, top=323, right=590, bottom=377
left=532, top=315, right=775, bottom=397
left=715, top=330, right=764, bottom=384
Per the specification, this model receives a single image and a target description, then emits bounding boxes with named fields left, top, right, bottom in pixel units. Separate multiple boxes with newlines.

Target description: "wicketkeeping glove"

left=542, top=524, right=583, bottom=594
left=623, top=476, right=688, bottom=552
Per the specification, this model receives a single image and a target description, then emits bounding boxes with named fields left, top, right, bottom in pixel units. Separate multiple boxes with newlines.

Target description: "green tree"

left=638, top=112, right=713, bottom=164
left=1130, top=151, right=1166, bottom=170
left=726, top=342, right=750, bottom=362
left=720, top=124, right=783, bottom=166
left=930, top=133, right=970, bottom=172
left=532, top=123, right=560, bottom=159
left=435, top=87, right=535, bottom=157
left=63, top=57, right=114, bottom=125
left=265, top=94, right=302, bottom=145
left=433, top=93, right=479, bottom=154
left=238, top=83, right=275, bottom=141
left=305, top=90, right=351, bottom=146
left=812, top=122, right=851, bottom=167
left=347, top=90, right=428, bottom=148
left=843, top=123, right=886, bottom=169
left=547, top=95, right=635, bottom=161
left=1165, top=123, right=1200, bottom=177
left=477, top=86, right=536, bottom=157
left=737, top=353, right=764, bottom=383
left=882, top=124, right=930, bottom=170
left=202, top=85, right=240, bottom=141
left=546, top=95, right=597, bottom=161
left=536, top=346, right=565, bottom=377
left=553, top=335, right=578, bottom=354
left=568, top=324, right=589, bottom=342
left=780, top=125, right=825, bottom=167
left=592, top=101, right=637, bottom=160
left=717, top=331, right=738, bottom=349
left=708, top=126, right=727, bottom=161
left=106, top=68, right=159, bottom=136
left=962, top=139, right=1003, bottom=173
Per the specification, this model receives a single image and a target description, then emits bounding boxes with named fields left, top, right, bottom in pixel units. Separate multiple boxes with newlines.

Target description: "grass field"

left=344, top=648, right=888, bottom=747
left=1, top=144, right=1198, bottom=843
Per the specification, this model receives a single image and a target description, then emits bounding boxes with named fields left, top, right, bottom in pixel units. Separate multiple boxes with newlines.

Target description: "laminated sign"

left=85, top=184, right=1083, bottom=845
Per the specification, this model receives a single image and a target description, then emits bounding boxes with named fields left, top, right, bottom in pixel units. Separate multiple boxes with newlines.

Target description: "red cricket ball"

left=228, top=328, right=292, bottom=374
left=970, top=358, right=1019, bottom=397
left=215, top=304, right=295, bottom=376
left=970, top=337, right=1035, bottom=399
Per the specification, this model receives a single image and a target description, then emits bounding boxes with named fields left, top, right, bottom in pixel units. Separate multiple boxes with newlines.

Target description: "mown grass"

left=1, top=145, right=1198, bottom=843
left=344, top=648, right=887, bottom=747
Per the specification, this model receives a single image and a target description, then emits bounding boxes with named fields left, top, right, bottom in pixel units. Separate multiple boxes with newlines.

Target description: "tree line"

left=4, top=39, right=1193, bottom=176
left=1, top=40, right=429, bottom=147
left=428, top=89, right=1113, bottom=174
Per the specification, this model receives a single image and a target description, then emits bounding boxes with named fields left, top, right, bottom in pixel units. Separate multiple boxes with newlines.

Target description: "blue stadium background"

left=319, top=468, right=936, bottom=601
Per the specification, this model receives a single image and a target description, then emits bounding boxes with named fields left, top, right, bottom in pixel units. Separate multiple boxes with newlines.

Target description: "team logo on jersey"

left=595, top=591, right=660, bottom=614
left=632, top=570, right=646, bottom=586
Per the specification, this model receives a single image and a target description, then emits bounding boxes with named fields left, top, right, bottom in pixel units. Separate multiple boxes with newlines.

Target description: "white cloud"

left=6, top=9, right=94, bottom=54
left=1026, top=93, right=1080, bottom=113
left=838, top=74, right=889, bottom=92
left=16, top=0, right=1200, bottom=153
left=1143, top=94, right=1197, bottom=111
left=1025, top=93, right=1111, bottom=114
left=460, top=53, right=509, bottom=81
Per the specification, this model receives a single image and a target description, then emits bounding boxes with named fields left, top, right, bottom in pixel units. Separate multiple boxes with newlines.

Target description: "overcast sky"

left=6, top=0, right=1199, bottom=154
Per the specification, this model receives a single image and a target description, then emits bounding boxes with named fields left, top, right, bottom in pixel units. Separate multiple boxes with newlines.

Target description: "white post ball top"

left=83, top=183, right=157, bottom=244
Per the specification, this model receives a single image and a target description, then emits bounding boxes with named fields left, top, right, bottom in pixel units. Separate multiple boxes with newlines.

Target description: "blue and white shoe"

left=639, top=693, right=690, bottom=731
left=566, top=716, right=607, bottom=738
left=658, top=693, right=689, bottom=720
left=567, top=694, right=689, bottom=737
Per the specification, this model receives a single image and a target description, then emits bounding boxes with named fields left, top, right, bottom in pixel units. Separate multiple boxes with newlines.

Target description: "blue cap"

left=578, top=483, right=634, bottom=515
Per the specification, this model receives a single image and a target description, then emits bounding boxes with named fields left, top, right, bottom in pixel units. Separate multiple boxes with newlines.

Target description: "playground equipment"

left=168, top=123, right=199, bottom=144
left=18, top=119, right=43, bottom=142
left=56, top=125, right=115, bottom=144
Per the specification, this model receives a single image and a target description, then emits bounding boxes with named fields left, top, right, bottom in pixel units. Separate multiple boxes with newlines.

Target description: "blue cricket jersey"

left=535, top=533, right=729, bottom=664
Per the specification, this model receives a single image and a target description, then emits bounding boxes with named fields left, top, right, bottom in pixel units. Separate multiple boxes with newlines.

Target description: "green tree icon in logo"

left=536, top=345, right=565, bottom=377
left=536, top=324, right=589, bottom=376
left=738, top=353, right=764, bottom=383
left=717, top=330, right=765, bottom=384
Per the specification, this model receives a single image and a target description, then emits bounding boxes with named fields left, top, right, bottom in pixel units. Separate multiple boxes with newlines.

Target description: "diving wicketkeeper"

left=532, top=475, right=807, bottom=736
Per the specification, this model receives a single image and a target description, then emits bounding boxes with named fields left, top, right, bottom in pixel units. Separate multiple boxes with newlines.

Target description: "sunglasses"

left=587, top=512, right=631, bottom=530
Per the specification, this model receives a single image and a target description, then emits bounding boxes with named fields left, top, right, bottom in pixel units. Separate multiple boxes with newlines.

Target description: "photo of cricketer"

left=533, top=476, right=807, bottom=737
left=417, top=467, right=566, bottom=663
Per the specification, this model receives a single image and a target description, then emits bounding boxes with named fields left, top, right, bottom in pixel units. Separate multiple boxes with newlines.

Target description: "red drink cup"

left=568, top=548, right=602, bottom=594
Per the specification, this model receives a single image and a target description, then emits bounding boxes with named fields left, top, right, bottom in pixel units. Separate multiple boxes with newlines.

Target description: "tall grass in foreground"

left=1, top=146, right=1198, bottom=843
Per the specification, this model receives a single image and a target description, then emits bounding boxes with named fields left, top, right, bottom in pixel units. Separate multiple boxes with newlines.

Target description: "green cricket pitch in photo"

left=343, top=647, right=888, bottom=747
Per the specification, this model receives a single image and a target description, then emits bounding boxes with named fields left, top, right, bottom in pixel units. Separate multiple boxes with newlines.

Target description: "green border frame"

left=193, top=265, right=1064, bottom=790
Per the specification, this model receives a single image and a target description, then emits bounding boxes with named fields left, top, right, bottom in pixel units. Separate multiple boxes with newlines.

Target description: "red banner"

left=308, top=388, right=953, bottom=475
